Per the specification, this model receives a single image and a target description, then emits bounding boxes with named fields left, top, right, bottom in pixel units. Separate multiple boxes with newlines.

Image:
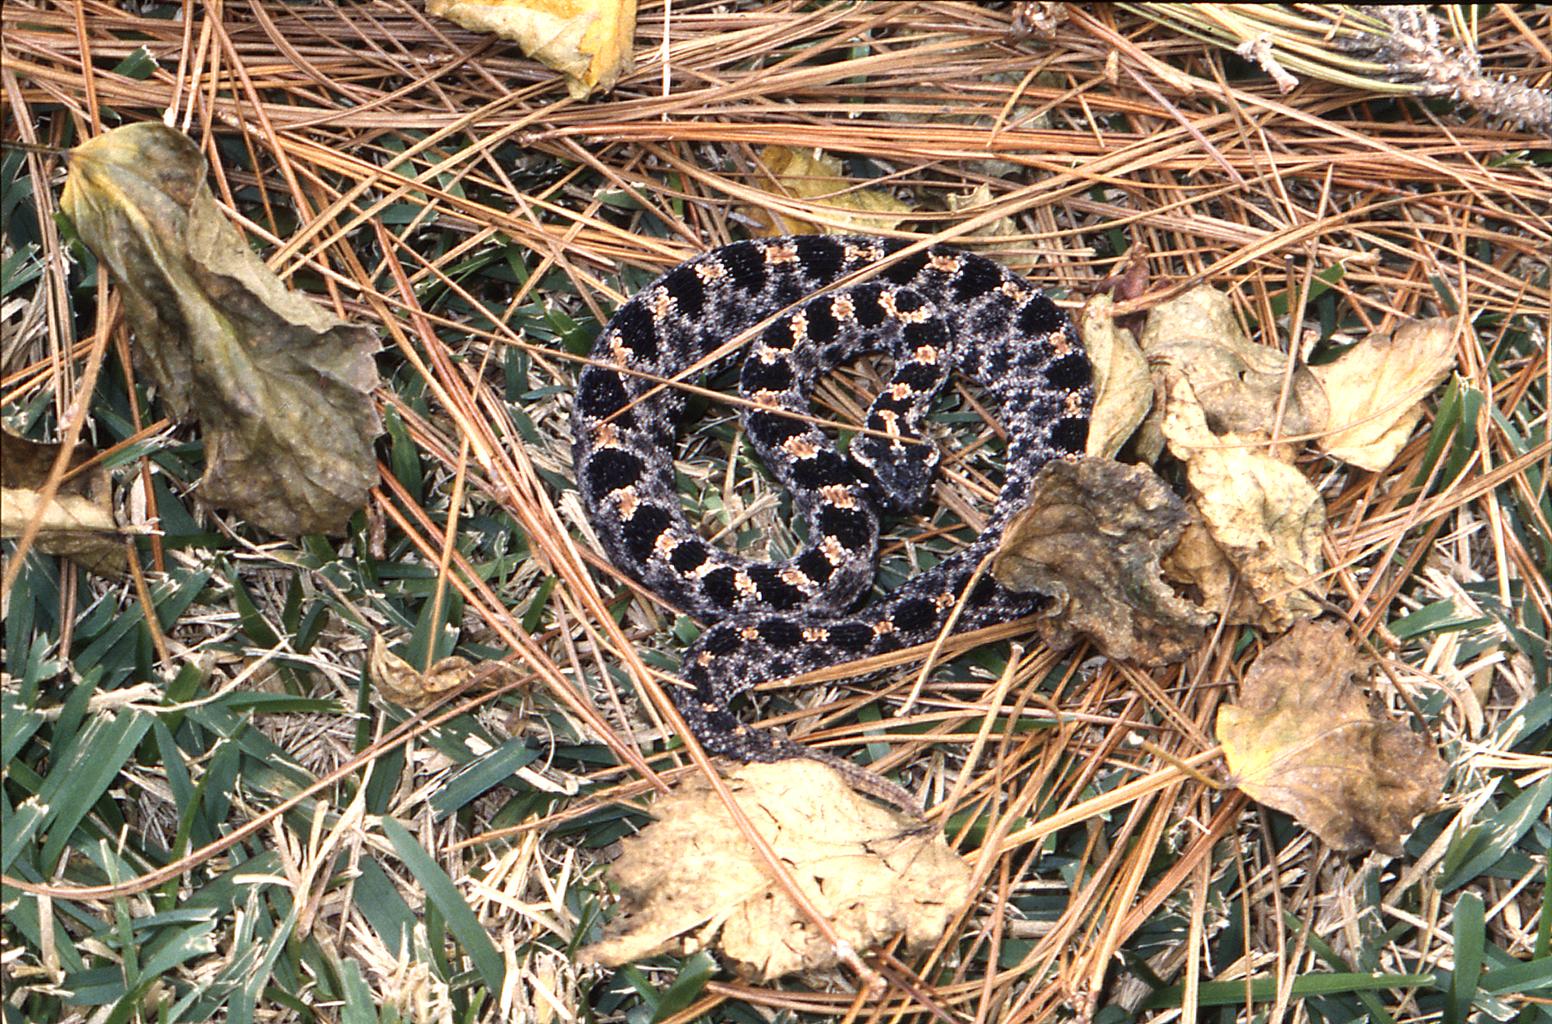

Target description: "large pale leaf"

left=1078, top=294, right=1152, bottom=459
left=61, top=123, right=381, bottom=537
left=1310, top=318, right=1456, bottom=471
left=1161, top=375, right=1326, bottom=631
left=744, top=146, right=914, bottom=236
left=429, top=0, right=636, bottom=99
left=1218, top=621, right=1447, bottom=855
left=583, top=760, right=973, bottom=982
left=1140, top=285, right=1327, bottom=444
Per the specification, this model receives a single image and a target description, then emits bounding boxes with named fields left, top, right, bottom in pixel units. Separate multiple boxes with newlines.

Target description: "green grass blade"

left=336, top=955, right=379, bottom=1024
left=429, top=738, right=540, bottom=820
left=1, top=798, right=49, bottom=874
left=1284, top=911, right=1396, bottom=1024
left=1, top=691, right=44, bottom=765
left=1538, top=857, right=1552, bottom=961
left=38, top=710, right=154, bottom=871
left=352, top=855, right=417, bottom=958
left=651, top=951, right=717, bottom=1022
left=1143, top=971, right=1433, bottom=1009
left=1446, top=892, right=1485, bottom=1024
left=1480, top=955, right=1552, bottom=996
left=231, top=893, right=300, bottom=1024
left=381, top=817, right=505, bottom=993
left=1440, top=776, right=1552, bottom=893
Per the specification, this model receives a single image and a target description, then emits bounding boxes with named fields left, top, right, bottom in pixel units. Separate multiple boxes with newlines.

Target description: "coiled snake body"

left=572, top=235, right=1090, bottom=768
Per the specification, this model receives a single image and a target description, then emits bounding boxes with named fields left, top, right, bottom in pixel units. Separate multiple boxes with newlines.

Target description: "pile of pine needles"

left=2, top=2, right=1547, bottom=1021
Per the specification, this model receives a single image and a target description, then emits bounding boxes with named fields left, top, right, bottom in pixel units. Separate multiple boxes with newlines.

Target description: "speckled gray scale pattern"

left=571, top=235, right=1091, bottom=763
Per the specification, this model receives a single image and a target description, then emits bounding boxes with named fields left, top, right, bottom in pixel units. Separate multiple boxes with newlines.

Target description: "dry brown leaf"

left=1218, top=622, right=1447, bottom=855
left=61, top=123, right=381, bottom=537
left=370, top=635, right=486, bottom=710
left=945, top=183, right=1018, bottom=242
left=1309, top=318, right=1457, bottom=470
left=428, top=0, right=636, bottom=99
left=1140, top=286, right=1327, bottom=444
left=991, top=458, right=1212, bottom=665
left=1161, top=377, right=1325, bottom=631
left=582, top=760, right=974, bottom=982
left=1078, top=294, right=1153, bottom=459
left=0, top=432, right=126, bottom=575
left=745, top=146, right=914, bottom=236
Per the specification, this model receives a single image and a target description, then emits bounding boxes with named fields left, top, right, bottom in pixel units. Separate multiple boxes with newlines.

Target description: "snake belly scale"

left=571, top=235, right=1091, bottom=768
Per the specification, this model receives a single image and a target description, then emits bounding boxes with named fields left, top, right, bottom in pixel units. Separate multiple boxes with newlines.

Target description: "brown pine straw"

left=3, top=1, right=1548, bottom=1020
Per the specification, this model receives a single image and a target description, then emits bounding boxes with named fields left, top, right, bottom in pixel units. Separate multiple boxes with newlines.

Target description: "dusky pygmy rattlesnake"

left=572, top=234, right=1090, bottom=773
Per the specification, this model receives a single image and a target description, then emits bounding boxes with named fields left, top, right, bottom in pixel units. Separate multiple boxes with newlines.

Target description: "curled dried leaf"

left=582, top=761, right=973, bottom=982
left=370, top=634, right=487, bottom=710
left=0, top=432, right=126, bottom=575
left=1161, top=376, right=1326, bottom=632
left=1141, top=286, right=1327, bottom=444
left=1218, top=622, right=1447, bottom=855
left=1078, top=294, right=1152, bottom=459
left=1310, top=318, right=1456, bottom=471
left=992, top=458, right=1212, bottom=665
left=745, top=146, right=914, bottom=237
left=429, top=0, right=636, bottom=98
left=60, top=123, right=381, bottom=537
left=945, top=183, right=1018, bottom=243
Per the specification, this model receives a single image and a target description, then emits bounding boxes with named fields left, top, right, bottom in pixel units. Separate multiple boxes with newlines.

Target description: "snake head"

left=849, top=434, right=939, bottom=514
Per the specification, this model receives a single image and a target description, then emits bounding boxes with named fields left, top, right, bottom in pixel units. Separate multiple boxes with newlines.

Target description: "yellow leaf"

left=1140, top=285, right=1327, bottom=445
left=1161, top=376, right=1326, bottom=631
left=1310, top=318, right=1456, bottom=471
left=60, top=123, right=381, bottom=537
left=429, top=0, right=636, bottom=99
left=582, top=761, right=974, bottom=981
left=945, top=183, right=1018, bottom=242
left=745, top=146, right=914, bottom=236
left=1218, top=622, right=1447, bottom=855
left=1078, top=294, right=1152, bottom=459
